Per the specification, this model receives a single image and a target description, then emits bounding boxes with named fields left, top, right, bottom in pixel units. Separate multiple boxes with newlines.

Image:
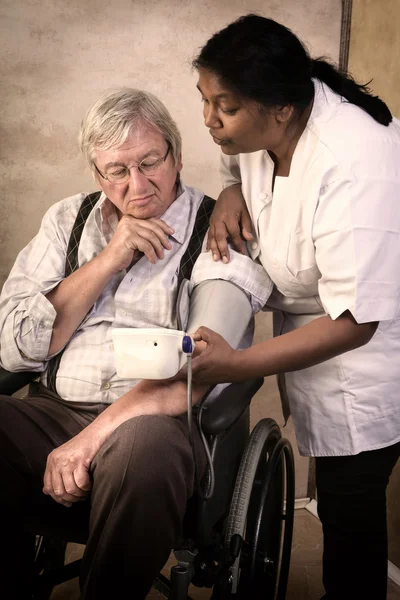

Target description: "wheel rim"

left=225, top=422, right=295, bottom=600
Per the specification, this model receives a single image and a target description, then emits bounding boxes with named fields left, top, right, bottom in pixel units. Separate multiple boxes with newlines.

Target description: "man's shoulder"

left=46, top=192, right=97, bottom=220
left=42, top=191, right=102, bottom=235
left=36, top=192, right=102, bottom=248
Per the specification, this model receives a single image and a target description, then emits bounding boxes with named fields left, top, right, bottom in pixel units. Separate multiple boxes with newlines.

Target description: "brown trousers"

left=0, top=384, right=206, bottom=599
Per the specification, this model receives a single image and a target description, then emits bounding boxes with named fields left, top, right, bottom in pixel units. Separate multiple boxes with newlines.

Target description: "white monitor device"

left=112, top=328, right=194, bottom=380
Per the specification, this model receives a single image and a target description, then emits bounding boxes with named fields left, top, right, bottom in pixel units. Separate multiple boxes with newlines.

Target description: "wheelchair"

left=0, top=367, right=295, bottom=600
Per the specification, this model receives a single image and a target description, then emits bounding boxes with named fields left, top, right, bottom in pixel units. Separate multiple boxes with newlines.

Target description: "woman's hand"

left=190, top=326, right=244, bottom=384
left=207, top=184, right=253, bottom=263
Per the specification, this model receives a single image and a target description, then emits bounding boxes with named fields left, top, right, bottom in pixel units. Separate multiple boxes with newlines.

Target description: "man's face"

left=94, top=123, right=182, bottom=220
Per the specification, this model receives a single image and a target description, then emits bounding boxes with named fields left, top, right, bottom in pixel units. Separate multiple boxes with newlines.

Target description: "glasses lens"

left=107, top=168, right=130, bottom=184
left=139, top=158, right=163, bottom=176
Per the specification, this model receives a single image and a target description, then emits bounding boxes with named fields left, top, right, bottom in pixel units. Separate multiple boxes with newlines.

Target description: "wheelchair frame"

left=0, top=367, right=295, bottom=600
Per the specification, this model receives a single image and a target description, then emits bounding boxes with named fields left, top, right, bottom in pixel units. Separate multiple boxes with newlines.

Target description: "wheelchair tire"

left=223, top=418, right=295, bottom=599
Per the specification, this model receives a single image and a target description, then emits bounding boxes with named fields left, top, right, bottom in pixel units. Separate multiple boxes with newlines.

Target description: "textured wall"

left=349, top=0, right=400, bottom=116
left=0, top=0, right=341, bottom=497
left=349, top=0, right=400, bottom=569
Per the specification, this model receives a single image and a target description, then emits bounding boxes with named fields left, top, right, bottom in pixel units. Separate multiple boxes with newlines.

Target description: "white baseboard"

left=305, top=498, right=319, bottom=519
left=283, top=496, right=310, bottom=512
left=388, top=561, right=400, bottom=587
left=294, top=497, right=311, bottom=510
left=304, top=498, right=400, bottom=588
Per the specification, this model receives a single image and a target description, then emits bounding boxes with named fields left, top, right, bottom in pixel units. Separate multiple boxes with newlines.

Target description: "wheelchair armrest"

left=0, top=367, right=38, bottom=396
left=198, top=378, right=264, bottom=436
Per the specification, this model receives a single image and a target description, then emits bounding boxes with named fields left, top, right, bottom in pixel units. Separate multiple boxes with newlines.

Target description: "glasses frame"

left=94, top=142, right=171, bottom=184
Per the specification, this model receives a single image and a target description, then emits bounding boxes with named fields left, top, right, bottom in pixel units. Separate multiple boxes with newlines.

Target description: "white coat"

left=220, top=80, right=400, bottom=457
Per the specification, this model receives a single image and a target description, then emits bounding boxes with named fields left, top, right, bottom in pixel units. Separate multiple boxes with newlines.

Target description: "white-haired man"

left=0, top=88, right=271, bottom=599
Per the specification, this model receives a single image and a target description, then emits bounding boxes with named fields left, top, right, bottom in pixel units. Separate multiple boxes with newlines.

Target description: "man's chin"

left=124, top=199, right=156, bottom=220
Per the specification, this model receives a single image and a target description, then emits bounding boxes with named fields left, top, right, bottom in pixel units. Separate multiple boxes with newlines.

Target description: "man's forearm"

left=79, top=378, right=210, bottom=458
left=45, top=253, right=116, bottom=356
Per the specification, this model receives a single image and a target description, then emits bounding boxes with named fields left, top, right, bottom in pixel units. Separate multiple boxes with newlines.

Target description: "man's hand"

left=101, top=215, right=174, bottom=270
left=43, top=429, right=101, bottom=507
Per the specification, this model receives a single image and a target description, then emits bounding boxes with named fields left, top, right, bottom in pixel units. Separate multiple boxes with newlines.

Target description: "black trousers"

left=316, top=441, right=400, bottom=600
left=0, top=385, right=206, bottom=600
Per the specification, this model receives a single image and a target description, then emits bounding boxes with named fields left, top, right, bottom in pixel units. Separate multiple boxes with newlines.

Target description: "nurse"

left=192, top=14, right=400, bottom=600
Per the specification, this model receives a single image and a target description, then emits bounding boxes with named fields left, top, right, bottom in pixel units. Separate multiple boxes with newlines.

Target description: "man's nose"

left=128, top=166, right=149, bottom=190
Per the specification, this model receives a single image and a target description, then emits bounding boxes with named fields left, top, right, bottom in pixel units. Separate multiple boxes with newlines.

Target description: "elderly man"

left=0, top=88, right=271, bottom=599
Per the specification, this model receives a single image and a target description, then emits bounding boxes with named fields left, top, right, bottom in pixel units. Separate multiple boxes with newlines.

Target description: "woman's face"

left=196, top=67, right=286, bottom=155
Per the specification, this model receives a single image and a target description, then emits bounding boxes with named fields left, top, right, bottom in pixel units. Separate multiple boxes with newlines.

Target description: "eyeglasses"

left=94, top=143, right=171, bottom=184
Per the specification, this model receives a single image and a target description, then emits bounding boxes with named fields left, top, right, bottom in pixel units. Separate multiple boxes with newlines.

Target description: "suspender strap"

left=46, top=192, right=102, bottom=392
left=46, top=192, right=215, bottom=393
left=177, top=194, right=215, bottom=287
left=65, top=192, right=102, bottom=276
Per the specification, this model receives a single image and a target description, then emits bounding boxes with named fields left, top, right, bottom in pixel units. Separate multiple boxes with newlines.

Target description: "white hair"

left=79, top=87, right=182, bottom=171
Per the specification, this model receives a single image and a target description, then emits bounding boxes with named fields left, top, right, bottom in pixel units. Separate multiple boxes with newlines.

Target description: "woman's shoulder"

left=309, top=83, right=400, bottom=181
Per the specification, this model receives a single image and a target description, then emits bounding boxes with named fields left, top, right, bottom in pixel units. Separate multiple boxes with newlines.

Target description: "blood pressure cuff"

left=177, top=278, right=253, bottom=349
left=177, top=278, right=254, bottom=402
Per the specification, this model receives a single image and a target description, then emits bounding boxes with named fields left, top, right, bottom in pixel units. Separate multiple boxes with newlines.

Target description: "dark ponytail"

left=194, top=14, right=392, bottom=126
left=311, top=58, right=392, bottom=125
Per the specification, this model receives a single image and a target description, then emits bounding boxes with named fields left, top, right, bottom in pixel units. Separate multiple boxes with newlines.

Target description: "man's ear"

left=275, top=104, right=294, bottom=124
left=176, top=153, right=183, bottom=172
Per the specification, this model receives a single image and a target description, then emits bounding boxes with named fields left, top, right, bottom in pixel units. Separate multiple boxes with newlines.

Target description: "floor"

left=50, top=508, right=400, bottom=600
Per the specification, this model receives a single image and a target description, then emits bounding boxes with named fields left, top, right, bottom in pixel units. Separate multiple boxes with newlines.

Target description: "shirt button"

left=109, top=343, right=114, bottom=351
left=251, top=241, right=258, bottom=250
left=101, top=382, right=111, bottom=391
left=120, top=310, right=127, bottom=316
left=258, top=192, right=267, bottom=200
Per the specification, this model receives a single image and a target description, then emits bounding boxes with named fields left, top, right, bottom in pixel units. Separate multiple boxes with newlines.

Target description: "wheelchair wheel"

left=219, top=418, right=295, bottom=599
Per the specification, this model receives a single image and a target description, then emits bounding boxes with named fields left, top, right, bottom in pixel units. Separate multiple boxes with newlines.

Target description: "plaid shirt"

left=0, top=182, right=272, bottom=403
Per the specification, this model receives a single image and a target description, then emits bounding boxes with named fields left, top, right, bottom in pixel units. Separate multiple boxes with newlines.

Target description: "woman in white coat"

left=192, top=14, right=400, bottom=600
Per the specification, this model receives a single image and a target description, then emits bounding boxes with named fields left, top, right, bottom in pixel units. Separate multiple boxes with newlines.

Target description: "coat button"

left=251, top=241, right=258, bottom=250
left=258, top=192, right=267, bottom=200
left=101, top=382, right=111, bottom=391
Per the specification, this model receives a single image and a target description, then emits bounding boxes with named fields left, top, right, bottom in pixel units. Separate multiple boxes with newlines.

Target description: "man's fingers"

left=43, top=465, right=52, bottom=495
left=44, top=471, right=72, bottom=506
left=134, top=229, right=166, bottom=259
left=73, top=464, right=92, bottom=493
left=62, top=471, right=84, bottom=497
left=139, top=220, right=172, bottom=251
left=135, top=238, right=160, bottom=264
left=149, top=218, right=175, bottom=237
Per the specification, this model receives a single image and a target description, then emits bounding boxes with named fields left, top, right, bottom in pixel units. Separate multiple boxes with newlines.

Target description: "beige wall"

left=0, top=0, right=342, bottom=498
left=349, top=0, right=400, bottom=568
left=349, top=0, right=400, bottom=116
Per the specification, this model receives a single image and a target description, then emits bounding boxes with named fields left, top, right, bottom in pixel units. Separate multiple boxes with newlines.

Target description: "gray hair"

left=79, top=87, right=182, bottom=171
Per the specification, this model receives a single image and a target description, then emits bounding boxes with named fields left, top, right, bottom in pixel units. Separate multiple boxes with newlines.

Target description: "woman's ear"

left=275, top=104, right=294, bottom=124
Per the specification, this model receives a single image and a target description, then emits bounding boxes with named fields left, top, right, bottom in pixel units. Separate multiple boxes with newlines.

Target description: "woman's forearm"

left=45, top=253, right=115, bottom=356
left=233, top=312, right=378, bottom=380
